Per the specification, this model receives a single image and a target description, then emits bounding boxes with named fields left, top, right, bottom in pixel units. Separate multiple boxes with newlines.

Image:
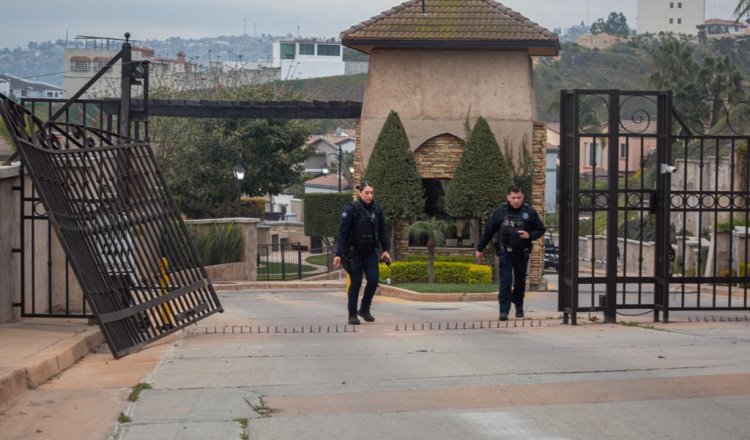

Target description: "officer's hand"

left=475, top=251, right=483, bottom=262
left=333, top=256, right=341, bottom=267
left=518, top=230, right=530, bottom=239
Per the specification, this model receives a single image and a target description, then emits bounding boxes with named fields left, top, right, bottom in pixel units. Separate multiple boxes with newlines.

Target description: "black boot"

left=358, top=309, right=375, bottom=322
left=348, top=315, right=361, bottom=325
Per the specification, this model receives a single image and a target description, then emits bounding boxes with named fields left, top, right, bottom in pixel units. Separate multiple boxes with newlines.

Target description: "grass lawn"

left=305, top=254, right=331, bottom=266
left=257, top=262, right=318, bottom=280
left=394, top=283, right=497, bottom=293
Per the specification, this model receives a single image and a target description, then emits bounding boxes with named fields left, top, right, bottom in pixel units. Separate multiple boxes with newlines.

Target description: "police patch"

left=342, top=212, right=348, bottom=218
left=522, top=212, right=529, bottom=220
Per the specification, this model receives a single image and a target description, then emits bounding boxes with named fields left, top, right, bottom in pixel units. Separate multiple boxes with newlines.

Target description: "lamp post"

left=322, top=147, right=355, bottom=192
left=232, top=160, right=245, bottom=217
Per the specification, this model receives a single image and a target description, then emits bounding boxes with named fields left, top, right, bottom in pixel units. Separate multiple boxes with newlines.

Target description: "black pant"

left=346, top=251, right=379, bottom=317
left=498, top=248, right=529, bottom=315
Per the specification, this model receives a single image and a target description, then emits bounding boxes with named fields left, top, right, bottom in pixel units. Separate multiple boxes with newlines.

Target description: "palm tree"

left=735, top=0, right=749, bottom=20
left=408, top=218, right=447, bottom=284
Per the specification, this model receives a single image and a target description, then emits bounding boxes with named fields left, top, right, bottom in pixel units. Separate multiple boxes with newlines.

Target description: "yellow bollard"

left=157, top=258, right=175, bottom=329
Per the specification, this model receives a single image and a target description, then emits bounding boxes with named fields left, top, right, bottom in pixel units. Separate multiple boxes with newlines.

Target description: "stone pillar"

left=353, top=119, right=363, bottom=194
left=528, top=122, right=547, bottom=290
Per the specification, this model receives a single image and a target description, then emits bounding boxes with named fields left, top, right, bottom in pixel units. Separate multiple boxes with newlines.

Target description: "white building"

left=0, top=74, right=62, bottom=100
left=272, top=40, right=347, bottom=80
left=637, top=0, right=706, bottom=35
left=0, top=77, right=9, bottom=96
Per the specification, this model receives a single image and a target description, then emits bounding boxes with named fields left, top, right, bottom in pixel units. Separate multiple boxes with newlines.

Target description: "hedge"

left=404, top=254, right=477, bottom=264
left=303, top=192, right=353, bottom=237
left=380, top=261, right=492, bottom=284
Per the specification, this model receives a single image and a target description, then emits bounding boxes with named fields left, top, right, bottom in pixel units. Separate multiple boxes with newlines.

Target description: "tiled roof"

left=305, top=174, right=352, bottom=190
left=341, top=0, right=559, bottom=55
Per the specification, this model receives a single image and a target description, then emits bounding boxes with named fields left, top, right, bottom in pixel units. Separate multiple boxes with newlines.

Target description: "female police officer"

left=333, top=181, right=391, bottom=325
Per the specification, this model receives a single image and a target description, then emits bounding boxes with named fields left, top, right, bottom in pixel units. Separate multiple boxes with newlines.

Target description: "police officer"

left=476, top=184, right=546, bottom=320
left=333, top=181, right=391, bottom=325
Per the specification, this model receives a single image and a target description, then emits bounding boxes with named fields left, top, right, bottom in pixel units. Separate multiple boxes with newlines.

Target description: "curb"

left=214, top=281, right=346, bottom=291
left=378, top=285, right=497, bottom=302
left=0, top=326, right=104, bottom=409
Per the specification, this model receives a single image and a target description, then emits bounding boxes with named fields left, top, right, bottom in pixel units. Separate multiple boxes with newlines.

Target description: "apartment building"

left=272, top=39, right=367, bottom=80
left=62, top=36, right=198, bottom=98
left=637, top=0, right=706, bottom=35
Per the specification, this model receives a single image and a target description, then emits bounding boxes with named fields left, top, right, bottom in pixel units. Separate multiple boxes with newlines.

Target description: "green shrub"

left=740, top=262, right=750, bottom=287
left=379, top=262, right=391, bottom=279
left=240, top=196, right=265, bottom=219
left=388, top=261, right=491, bottom=284
left=186, top=223, right=243, bottom=265
left=303, top=192, right=353, bottom=238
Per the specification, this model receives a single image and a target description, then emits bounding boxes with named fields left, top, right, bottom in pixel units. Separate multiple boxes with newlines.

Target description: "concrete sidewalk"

left=0, top=318, right=104, bottom=410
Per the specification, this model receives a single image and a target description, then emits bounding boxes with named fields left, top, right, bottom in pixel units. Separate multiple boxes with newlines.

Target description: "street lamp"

left=321, top=146, right=355, bottom=192
left=232, top=161, right=245, bottom=217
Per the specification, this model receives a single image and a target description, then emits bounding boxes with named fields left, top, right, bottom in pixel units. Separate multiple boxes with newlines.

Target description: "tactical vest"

left=495, top=205, right=530, bottom=251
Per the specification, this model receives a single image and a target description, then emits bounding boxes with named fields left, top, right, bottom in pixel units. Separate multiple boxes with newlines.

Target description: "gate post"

left=654, top=91, right=673, bottom=323
left=603, top=91, right=621, bottom=323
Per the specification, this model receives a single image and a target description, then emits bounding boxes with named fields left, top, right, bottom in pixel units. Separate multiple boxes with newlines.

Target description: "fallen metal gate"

left=0, top=94, right=223, bottom=357
left=559, top=90, right=750, bottom=324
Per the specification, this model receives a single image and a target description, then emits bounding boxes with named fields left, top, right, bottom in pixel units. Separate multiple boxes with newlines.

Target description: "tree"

left=363, top=110, right=424, bottom=258
left=504, top=135, right=534, bottom=198
left=151, top=83, right=317, bottom=219
left=699, top=55, right=745, bottom=128
left=445, top=117, right=511, bottom=243
left=590, top=12, right=631, bottom=37
left=735, top=0, right=750, bottom=20
left=408, top=218, right=447, bottom=283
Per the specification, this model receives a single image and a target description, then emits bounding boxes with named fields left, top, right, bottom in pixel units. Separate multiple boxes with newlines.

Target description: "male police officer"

left=476, top=184, right=546, bottom=320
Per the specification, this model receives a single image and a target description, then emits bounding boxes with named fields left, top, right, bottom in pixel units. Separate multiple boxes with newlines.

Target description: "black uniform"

left=477, top=202, right=545, bottom=317
left=335, top=199, right=389, bottom=319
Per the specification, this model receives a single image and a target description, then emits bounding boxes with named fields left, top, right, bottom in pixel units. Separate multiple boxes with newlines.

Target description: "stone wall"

left=415, top=133, right=464, bottom=179
left=528, top=122, right=547, bottom=289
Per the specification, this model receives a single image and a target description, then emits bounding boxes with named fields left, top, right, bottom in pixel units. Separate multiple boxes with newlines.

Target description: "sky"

left=0, top=0, right=741, bottom=49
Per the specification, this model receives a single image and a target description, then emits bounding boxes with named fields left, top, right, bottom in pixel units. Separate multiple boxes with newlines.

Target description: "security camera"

left=660, top=164, right=677, bottom=174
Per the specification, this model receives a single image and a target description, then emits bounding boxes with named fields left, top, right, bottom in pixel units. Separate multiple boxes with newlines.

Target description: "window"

left=669, top=18, right=674, bottom=24
left=298, top=43, right=315, bottom=55
left=317, top=44, right=340, bottom=56
left=677, top=18, right=682, bottom=24
left=670, top=2, right=674, bottom=7
left=20, top=89, right=27, bottom=97
left=584, top=142, right=599, bottom=166
left=620, top=142, right=628, bottom=158
left=280, top=43, right=295, bottom=60
left=678, top=2, right=682, bottom=7
left=70, top=57, right=91, bottom=72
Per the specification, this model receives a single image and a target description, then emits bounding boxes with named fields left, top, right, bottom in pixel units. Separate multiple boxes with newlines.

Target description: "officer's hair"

left=356, top=181, right=374, bottom=192
left=507, top=183, right=523, bottom=194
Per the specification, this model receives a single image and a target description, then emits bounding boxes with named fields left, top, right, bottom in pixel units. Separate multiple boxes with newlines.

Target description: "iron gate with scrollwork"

left=0, top=93, right=223, bottom=358
left=559, top=90, right=750, bottom=324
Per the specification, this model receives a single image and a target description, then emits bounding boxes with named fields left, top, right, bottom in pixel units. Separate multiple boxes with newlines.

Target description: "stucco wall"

left=360, top=49, right=536, bottom=165
left=0, top=165, right=20, bottom=323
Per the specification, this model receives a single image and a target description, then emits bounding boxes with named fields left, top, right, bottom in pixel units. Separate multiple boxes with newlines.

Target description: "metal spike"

left=421, top=323, right=424, bottom=330
left=266, top=326, right=269, bottom=333
left=688, top=316, right=692, bottom=322
left=472, top=322, right=475, bottom=329
left=284, top=328, right=287, bottom=333
left=538, top=320, right=542, bottom=327
left=413, top=323, right=415, bottom=330
left=293, top=328, right=296, bottom=333
left=438, top=322, right=442, bottom=330
left=395, top=324, right=399, bottom=331
left=496, top=320, right=500, bottom=328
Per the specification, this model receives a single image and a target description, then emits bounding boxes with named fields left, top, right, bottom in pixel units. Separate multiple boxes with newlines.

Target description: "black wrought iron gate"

left=559, top=90, right=750, bottom=324
left=1, top=94, right=223, bottom=358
